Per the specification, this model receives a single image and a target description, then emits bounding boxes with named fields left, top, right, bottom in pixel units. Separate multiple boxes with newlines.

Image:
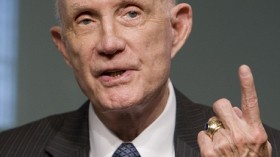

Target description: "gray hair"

left=54, top=0, right=61, bottom=23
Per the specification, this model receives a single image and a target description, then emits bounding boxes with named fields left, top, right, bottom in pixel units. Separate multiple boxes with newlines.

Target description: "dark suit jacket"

left=0, top=90, right=279, bottom=157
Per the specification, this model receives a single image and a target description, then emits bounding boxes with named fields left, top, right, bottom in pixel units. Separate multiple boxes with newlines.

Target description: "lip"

left=98, top=69, right=135, bottom=87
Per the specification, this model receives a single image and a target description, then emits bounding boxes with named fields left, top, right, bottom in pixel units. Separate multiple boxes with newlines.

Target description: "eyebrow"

left=70, top=2, right=98, bottom=18
left=71, top=0, right=144, bottom=10
left=122, top=0, right=140, bottom=3
left=70, top=0, right=147, bottom=16
left=120, top=0, right=147, bottom=7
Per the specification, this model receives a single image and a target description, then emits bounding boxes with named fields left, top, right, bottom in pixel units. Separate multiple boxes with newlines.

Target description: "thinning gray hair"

left=54, top=0, right=61, bottom=23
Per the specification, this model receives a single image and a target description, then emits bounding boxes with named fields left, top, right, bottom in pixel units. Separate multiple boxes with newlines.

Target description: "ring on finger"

left=204, top=116, right=224, bottom=140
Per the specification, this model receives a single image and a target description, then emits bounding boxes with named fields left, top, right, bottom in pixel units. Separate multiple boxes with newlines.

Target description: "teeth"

left=108, top=71, right=124, bottom=77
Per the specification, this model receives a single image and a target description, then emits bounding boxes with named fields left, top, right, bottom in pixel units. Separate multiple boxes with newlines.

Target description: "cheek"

left=65, top=35, right=95, bottom=71
left=143, top=25, right=172, bottom=68
left=128, top=27, right=172, bottom=85
left=64, top=39, right=99, bottom=96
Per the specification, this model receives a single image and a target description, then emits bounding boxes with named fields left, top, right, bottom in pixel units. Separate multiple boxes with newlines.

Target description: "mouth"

left=102, top=70, right=126, bottom=77
left=98, top=69, right=133, bottom=86
left=96, top=65, right=138, bottom=86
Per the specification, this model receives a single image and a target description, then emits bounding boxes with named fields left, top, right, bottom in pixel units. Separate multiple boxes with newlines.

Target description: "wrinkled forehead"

left=56, top=0, right=175, bottom=12
left=55, top=0, right=175, bottom=23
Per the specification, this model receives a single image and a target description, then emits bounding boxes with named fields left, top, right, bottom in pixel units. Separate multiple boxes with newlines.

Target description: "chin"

left=94, top=94, right=142, bottom=112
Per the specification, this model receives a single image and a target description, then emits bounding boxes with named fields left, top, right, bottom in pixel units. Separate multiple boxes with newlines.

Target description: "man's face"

left=54, top=0, right=183, bottom=112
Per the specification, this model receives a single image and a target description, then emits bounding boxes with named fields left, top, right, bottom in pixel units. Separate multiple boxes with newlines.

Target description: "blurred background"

left=0, top=0, right=279, bottom=131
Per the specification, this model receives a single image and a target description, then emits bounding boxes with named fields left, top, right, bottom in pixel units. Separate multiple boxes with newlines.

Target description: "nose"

left=96, top=19, right=125, bottom=55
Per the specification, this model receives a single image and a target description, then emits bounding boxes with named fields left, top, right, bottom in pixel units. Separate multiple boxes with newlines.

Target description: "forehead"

left=56, top=0, right=173, bottom=24
left=59, top=0, right=167, bottom=9
left=56, top=0, right=175, bottom=15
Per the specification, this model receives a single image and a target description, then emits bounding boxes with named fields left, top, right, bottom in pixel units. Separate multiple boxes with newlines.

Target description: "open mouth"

left=102, top=70, right=126, bottom=77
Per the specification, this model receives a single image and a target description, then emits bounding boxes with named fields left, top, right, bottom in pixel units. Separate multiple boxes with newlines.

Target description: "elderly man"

left=0, top=0, right=279, bottom=156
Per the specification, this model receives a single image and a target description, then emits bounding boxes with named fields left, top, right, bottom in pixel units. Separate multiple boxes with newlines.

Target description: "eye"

left=127, top=11, right=138, bottom=18
left=118, top=6, right=144, bottom=26
left=122, top=7, right=142, bottom=21
left=75, top=12, right=95, bottom=26
left=80, top=18, right=92, bottom=25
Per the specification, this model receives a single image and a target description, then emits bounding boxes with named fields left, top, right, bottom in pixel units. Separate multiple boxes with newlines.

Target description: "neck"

left=95, top=84, right=169, bottom=141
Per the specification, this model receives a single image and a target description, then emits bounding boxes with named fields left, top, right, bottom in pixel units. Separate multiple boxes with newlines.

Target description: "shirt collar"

left=89, top=80, right=176, bottom=157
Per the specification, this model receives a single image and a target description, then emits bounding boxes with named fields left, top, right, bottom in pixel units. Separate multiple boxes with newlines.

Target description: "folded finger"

left=197, top=131, right=216, bottom=156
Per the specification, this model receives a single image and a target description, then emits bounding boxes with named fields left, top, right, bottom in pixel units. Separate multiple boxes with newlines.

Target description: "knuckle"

left=233, top=128, right=268, bottom=147
left=251, top=129, right=268, bottom=145
left=213, top=139, right=231, bottom=154
left=213, top=98, right=232, bottom=110
left=233, top=134, right=245, bottom=146
left=200, top=149, right=216, bottom=157
left=242, top=96, right=258, bottom=108
left=197, top=131, right=205, bottom=140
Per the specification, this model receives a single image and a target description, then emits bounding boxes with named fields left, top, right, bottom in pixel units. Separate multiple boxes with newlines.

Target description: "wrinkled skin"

left=198, top=65, right=272, bottom=157
left=51, top=0, right=272, bottom=155
left=51, top=0, right=192, bottom=140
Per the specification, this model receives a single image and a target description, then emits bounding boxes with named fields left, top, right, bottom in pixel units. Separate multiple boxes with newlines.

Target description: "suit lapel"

left=45, top=101, right=90, bottom=157
left=44, top=90, right=213, bottom=157
left=174, top=89, right=213, bottom=157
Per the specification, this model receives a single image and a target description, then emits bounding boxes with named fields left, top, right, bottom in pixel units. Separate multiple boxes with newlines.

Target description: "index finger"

left=239, top=65, right=261, bottom=125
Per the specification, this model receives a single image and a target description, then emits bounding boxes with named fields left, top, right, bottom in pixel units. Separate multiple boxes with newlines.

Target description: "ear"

left=170, top=3, right=193, bottom=58
left=50, top=26, right=72, bottom=68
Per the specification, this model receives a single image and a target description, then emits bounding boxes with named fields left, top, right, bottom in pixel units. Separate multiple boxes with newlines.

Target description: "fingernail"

left=240, top=65, right=251, bottom=77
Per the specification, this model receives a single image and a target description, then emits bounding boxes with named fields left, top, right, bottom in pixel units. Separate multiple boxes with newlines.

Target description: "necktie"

left=112, top=143, right=141, bottom=157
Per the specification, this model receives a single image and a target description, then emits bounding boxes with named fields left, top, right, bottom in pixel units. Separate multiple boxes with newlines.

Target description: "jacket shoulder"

left=0, top=111, right=69, bottom=156
left=0, top=114, right=65, bottom=156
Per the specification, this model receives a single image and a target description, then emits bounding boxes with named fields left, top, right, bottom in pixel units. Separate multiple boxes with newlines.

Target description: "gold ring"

left=204, top=116, right=224, bottom=140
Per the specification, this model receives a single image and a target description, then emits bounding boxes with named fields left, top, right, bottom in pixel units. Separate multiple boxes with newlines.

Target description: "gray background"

left=14, top=0, right=280, bottom=130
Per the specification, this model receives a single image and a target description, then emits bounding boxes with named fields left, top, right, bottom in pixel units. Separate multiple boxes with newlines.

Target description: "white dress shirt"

left=89, top=80, right=176, bottom=157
